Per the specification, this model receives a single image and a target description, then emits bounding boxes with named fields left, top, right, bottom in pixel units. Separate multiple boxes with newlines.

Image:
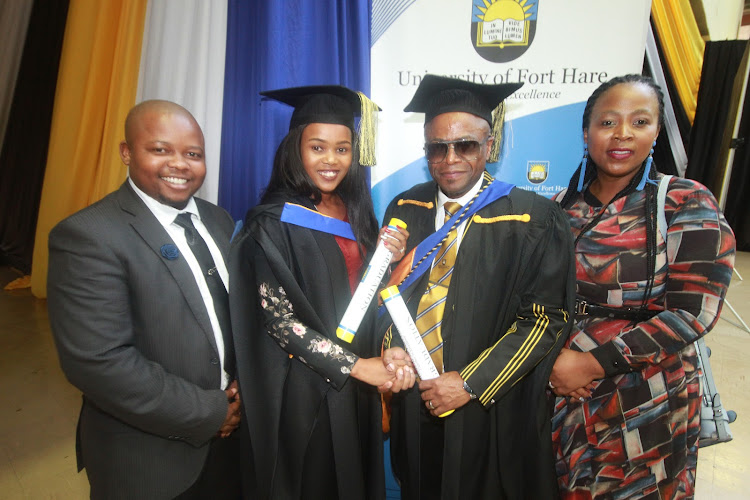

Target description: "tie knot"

left=443, top=202, right=462, bottom=222
left=174, top=212, right=195, bottom=230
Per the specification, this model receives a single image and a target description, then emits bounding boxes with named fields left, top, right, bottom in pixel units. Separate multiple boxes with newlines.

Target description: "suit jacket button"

left=211, top=357, right=219, bottom=365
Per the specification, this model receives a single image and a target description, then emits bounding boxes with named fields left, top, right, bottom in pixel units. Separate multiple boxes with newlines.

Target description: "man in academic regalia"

left=380, top=75, right=576, bottom=499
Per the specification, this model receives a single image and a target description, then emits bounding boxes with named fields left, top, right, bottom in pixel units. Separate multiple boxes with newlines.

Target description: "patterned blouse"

left=551, top=175, right=736, bottom=499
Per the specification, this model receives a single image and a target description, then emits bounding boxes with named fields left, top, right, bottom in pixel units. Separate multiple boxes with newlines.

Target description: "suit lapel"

left=196, top=199, right=230, bottom=263
left=116, top=183, right=220, bottom=356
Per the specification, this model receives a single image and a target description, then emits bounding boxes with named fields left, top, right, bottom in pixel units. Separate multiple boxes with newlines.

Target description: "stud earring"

left=576, top=143, right=588, bottom=192
left=636, top=140, right=656, bottom=191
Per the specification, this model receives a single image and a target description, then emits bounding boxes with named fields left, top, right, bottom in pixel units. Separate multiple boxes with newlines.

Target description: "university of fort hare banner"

left=370, top=0, right=652, bottom=221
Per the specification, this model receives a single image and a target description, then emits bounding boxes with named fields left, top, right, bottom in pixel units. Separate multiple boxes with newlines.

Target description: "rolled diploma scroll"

left=379, top=285, right=454, bottom=418
left=336, top=218, right=407, bottom=343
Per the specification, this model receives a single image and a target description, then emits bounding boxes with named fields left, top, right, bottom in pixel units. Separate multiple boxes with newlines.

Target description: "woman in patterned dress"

left=550, top=74, right=736, bottom=499
left=229, top=86, right=414, bottom=499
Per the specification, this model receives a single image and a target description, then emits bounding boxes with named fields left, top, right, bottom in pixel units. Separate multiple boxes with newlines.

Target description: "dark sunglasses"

left=423, top=137, right=490, bottom=164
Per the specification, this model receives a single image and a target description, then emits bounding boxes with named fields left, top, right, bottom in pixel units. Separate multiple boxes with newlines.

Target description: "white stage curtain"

left=0, top=0, right=34, bottom=152
left=136, top=0, right=228, bottom=203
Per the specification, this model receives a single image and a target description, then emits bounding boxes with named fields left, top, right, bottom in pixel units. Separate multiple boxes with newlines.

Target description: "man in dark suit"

left=47, top=100, right=241, bottom=499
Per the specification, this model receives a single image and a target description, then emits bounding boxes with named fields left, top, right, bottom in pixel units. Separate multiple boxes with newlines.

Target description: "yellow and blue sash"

left=280, top=203, right=356, bottom=240
left=396, top=179, right=514, bottom=293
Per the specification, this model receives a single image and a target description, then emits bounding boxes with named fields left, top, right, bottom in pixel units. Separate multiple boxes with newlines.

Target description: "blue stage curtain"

left=219, top=0, right=372, bottom=220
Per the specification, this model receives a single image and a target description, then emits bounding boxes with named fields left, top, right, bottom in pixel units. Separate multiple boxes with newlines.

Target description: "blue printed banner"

left=370, top=0, right=652, bottom=222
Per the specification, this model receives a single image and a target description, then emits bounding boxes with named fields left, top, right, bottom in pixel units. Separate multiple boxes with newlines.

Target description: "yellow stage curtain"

left=30, top=0, right=147, bottom=298
left=651, top=0, right=705, bottom=123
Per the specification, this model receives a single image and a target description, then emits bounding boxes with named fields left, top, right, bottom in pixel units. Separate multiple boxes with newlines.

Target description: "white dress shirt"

left=129, top=178, right=230, bottom=389
left=434, top=175, right=484, bottom=253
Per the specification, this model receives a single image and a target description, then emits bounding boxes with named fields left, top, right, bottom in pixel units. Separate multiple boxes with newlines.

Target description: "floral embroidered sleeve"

left=258, top=282, right=358, bottom=388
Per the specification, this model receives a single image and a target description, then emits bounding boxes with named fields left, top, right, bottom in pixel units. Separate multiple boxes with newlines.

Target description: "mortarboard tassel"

left=357, top=92, right=379, bottom=166
left=488, top=102, right=505, bottom=164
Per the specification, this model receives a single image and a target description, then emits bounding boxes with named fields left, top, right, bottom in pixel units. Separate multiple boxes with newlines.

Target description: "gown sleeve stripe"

left=460, top=322, right=517, bottom=379
left=481, top=304, right=550, bottom=403
left=463, top=303, right=550, bottom=405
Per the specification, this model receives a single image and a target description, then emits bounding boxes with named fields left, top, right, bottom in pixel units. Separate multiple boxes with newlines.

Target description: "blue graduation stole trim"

left=280, top=203, right=356, bottom=241
left=399, top=180, right=514, bottom=293
left=230, top=220, right=243, bottom=242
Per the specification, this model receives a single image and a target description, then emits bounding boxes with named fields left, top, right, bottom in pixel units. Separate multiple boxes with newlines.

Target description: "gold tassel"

left=356, top=92, right=379, bottom=166
left=488, top=102, right=506, bottom=163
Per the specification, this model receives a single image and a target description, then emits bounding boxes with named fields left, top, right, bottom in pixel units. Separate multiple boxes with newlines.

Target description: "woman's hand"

left=381, top=347, right=416, bottom=393
left=351, top=356, right=414, bottom=392
left=560, top=384, right=596, bottom=403
left=549, top=348, right=605, bottom=398
left=379, top=225, right=410, bottom=263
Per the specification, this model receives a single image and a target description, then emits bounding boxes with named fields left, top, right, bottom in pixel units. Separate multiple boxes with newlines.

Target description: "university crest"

left=471, top=0, right=538, bottom=63
left=526, top=161, right=548, bottom=184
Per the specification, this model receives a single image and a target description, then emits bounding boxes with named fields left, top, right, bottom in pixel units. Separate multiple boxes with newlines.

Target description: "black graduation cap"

left=404, top=75, right=523, bottom=162
left=404, top=75, right=522, bottom=123
left=260, top=85, right=380, bottom=165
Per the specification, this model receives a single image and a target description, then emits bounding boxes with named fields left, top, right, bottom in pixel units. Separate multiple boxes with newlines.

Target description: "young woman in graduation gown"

left=550, top=75, right=736, bottom=499
left=229, top=86, right=413, bottom=500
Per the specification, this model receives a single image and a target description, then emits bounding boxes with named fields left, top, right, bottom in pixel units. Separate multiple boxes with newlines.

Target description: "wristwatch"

left=463, top=380, right=478, bottom=400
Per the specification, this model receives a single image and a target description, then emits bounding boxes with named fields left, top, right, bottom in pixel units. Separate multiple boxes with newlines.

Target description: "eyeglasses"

left=423, top=137, right=490, bottom=164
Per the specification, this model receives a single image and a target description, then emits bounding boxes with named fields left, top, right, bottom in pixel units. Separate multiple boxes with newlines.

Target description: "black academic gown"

left=380, top=176, right=575, bottom=500
left=229, top=194, right=384, bottom=500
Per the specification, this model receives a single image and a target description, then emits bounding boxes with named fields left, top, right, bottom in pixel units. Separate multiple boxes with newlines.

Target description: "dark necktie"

left=174, top=213, right=234, bottom=378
